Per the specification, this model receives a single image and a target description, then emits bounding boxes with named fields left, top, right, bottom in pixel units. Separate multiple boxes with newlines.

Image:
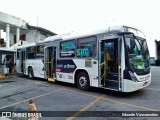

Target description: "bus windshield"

left=125, top=34, right=150, bottom=70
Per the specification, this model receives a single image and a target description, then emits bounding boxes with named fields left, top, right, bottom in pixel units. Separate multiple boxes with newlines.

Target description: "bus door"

left=19, top=50, right=26, bottom=74
left=44, top=46, right=56, bottom=81
left=99, top=38, right=121, bottom=91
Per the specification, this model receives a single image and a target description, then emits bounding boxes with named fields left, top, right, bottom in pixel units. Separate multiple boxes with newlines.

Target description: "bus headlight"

left=129, top=71, right=138, bottom=82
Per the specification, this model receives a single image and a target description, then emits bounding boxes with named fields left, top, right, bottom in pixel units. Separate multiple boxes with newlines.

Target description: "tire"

left=28, top=67, right=34, bottom=79
left=76, top=72, right=90, bottom=91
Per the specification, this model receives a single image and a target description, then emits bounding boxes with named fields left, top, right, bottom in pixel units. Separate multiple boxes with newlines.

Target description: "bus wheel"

left=28, top=67, right=34, bottom=79
left=77, top=72, right=90, bottom=91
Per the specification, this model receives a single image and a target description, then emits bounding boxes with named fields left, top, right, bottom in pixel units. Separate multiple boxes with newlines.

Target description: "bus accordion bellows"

left=16, top=25, right=151, bottom=92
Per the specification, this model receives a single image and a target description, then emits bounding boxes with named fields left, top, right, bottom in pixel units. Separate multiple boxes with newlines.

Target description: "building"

left=0, top=11, right=56, bottom=75
left=0, top=11, right=56, bottom=49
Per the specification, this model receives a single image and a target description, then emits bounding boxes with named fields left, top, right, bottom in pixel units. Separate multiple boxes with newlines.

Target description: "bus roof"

left=16, top=25, right=145, bottom=48
left=17, top=42, right=36, bottom=49
left=62, top=25, right=145, bottom=40
left=0, top=48, right=16, bottom=52
left=42, top=25, right=145, bottom=42
left=41, top=25, right=123, bottom=42
left=62, top=26, right=123, bottom=40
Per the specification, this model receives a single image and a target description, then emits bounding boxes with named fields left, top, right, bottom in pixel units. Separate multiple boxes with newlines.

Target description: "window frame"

left=60, top=39, right=76, bottom=58
left=27, top=46, right=37, bottom=59
left=36, top=45, right=44, bottom=59
left=76, top=36, right=97, bottom=58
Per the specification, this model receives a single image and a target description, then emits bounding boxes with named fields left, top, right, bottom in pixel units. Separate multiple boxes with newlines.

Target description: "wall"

left=37, top=31, right=46, bottom=41
left=26, top=30, right=36, bottom=43
left=26, top=30, right=46, bottom=43
left=10, top=33, right=14, bottom=46
left=0, top=12, right=27, bottom=29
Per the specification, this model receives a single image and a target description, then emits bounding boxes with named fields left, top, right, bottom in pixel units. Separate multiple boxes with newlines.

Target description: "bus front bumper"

left=122, top=79, right=151, bottom=92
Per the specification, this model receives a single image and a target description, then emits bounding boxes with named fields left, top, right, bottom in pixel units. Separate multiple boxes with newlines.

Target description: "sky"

left=0, top=0, right=160, bottom=57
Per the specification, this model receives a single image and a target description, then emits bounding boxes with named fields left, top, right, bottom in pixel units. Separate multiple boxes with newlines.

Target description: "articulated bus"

left=16, top=43, right=45, bottom=79
left=16, top=25, right=151, bottom=92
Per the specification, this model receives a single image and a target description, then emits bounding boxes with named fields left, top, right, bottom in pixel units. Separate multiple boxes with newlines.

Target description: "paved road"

left=0, top=66, right=159, bottom=120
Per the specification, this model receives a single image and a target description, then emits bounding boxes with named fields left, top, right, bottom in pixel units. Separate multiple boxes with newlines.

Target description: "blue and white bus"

left=16, top=25, right=151, bottom=92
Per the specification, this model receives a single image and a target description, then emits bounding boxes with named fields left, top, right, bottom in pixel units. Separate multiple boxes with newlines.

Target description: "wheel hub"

left=79, top=76, right=87, bottom=87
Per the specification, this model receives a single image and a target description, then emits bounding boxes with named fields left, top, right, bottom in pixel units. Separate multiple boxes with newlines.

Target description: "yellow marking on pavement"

left=36, top=82, right=160, bottom=112
left=47, top=84, right=160, bottom=112
left=64, top=88, right=159, bottom=111
left=65, top=89, right=97, bottom=98
left=67, top=95, right=105, bottom=120
left=101, top=97, right=158, bottom=111
left=4, top=76, right=159, bottom=112
left=0, top=89, right=63, bottom=110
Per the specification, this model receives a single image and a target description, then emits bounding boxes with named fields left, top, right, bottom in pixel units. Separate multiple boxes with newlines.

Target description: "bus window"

left=60, top=40, right=76, bottom=58
left=36, top=45, right=44, bottom=58
left=77, top=36, right=97, bottom=58
left=27, top=46, right=36, bottom=59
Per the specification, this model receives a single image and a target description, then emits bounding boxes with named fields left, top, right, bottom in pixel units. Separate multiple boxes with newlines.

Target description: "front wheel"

left=76, top=72, right=90, bottom=91
left=28, top=67, right=34, bottom=79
